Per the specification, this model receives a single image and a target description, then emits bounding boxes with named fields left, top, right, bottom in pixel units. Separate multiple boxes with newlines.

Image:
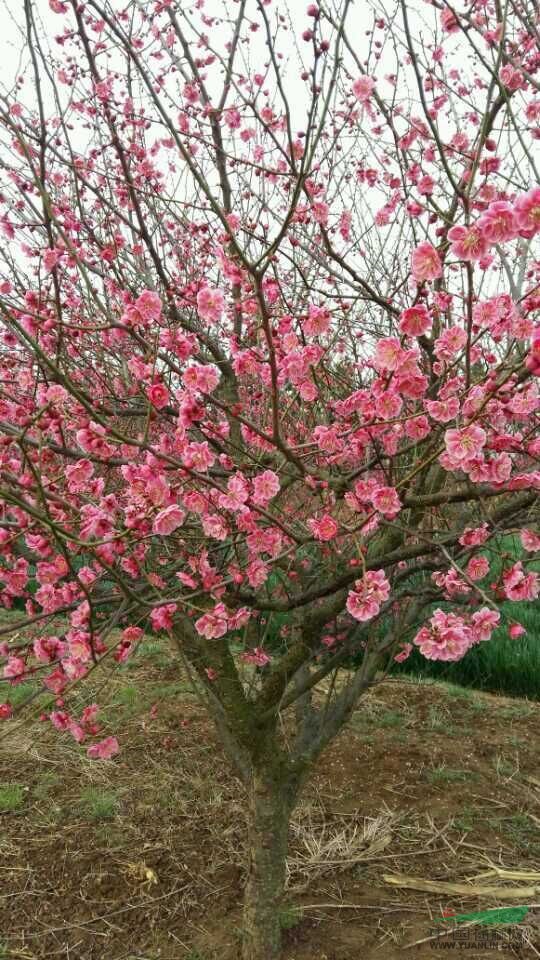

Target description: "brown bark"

left=242, top=769, right=294, bottom=960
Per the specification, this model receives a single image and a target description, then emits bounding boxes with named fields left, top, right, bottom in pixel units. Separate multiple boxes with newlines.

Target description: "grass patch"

left=0, top=783, right=26, bottom=812
left=377, top=709, right=405, bottom=728
left=491, top=814, right=540, bottom=854
left=34, top=771, right=61, bottom=800
left=79, top=787, right=120, bottom=820
left=279, top=905, right=303, bottom=930
left=453, top=806, right=477, bottom=832
left=425, top=766, right=476, bottom=785
left=498, top=702, right=535, bottom=720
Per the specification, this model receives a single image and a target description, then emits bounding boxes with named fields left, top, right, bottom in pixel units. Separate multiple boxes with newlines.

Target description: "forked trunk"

left=242, top=770, right=293, bottom=960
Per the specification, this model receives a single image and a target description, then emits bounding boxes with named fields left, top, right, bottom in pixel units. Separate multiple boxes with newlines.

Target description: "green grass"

left=279, top=905, right=303, bottom=930
left=377, top=709, right=406, bottom=728
left=79, top=787, right=120, bottom=820
left=490, top=813, right=540, bottom=854
left=425, top=766, right=476, bottom=785
left=33, top=771, right=61, bottom=800
left=0, top=783, right=26, bottom=812
left=453, top=806, right=477, bottom=832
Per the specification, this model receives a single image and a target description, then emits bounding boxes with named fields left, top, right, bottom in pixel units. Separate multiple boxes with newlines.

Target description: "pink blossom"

left=67, top=721, right=86, bottom=743
left=425, top=397, right=459, bottom=423
left=405, top=415, right=430, bottom=440
left=182, top=441, right=215, bottom=472
left=32, top=637, right=66, bottom=663
left=3, top=657, right=25, bottom=679
left=444, top=424, right=487, bottom=463
left=45, top=384, right=68, bottom=406
left=146, top=383, right=169, bottom=409
left=509, top=623, right=526, bottom=640
left=0, top=704, right=13, bottom=719
left=441, top=6, right=459, bottom=31
left=114, top=627, right=143, bottom=664
left=241, top=647, right=271, bottom=667
left=418, top=175, right=434, bottom=196
left=66, top=459, right=94, bottom=491
left=502, top=562, right=539, bottom=601
left=122, top=290, right=162, bottom=327
left=459, top=524, right=489, bottom=547
left=526, top=327, right=540, bottom=376
left=150, top=603, right=177, bottom=632
left=304, top=304, right=331, bottom=336
left=195, top=604, right=229, bottom=639
left=346, top=570, right=391, bottom=622
left=411, top=242, right=442, bottom=282
left=153, top=505, right=185, bottom=535
left=228, top=607, right=252, bottom=631
left=43, top=248, right=63, bottom=272
left=374, top=337, right=403, bottom=371
left=87, top=736, right=119, bottom=760
left=432, top=568, right=470, bottom=597
left=371, top=486, right=401, bottom=518
left=202, top=514, right=228, bottom=540
left=247, top=557, right=269, bottom=588
left=394, top=643, right=413, bottom=663
left=220, top=472, right=250, bottom=511
left=466, top=556, right=489, bottom=580
left=447, top=224, right=488, bottom=262
left=308, top=514, right=339, bottom=541
left=477, top=201, right=517, bottom=244
left=471, top=608, right=500, bottom=643
left=313, top=425, right=344, bottom=453
left=225, top=107, right=241, bottom=129
left=76, top=421, right=113, bottom=458
left=252, top=470, right=280, bottom=505
left=43, top=667, right=67, bottom=695
left=521, top=529, right=540, bottom=552
left=311, top=201, right=329, bottom=226
left=500, top=64, right=524, bottom=91
left=434, top=325, right=467, bottom=361
left=197, top=286, right=225, bottom=323
left=50, top=710, right=70, bottom=731
left=399, top=304, right=431, bottom=337
left=413, top=609, right=472, bottom=661
left=135, top=289, right=162, bottom=322
left=339, top=210, right=351, bottom=240
left=352, top=75, right=375, bottom=102
left=514, top=187, right=540, bottom=237
left=183, top=363, right=220, bottom=394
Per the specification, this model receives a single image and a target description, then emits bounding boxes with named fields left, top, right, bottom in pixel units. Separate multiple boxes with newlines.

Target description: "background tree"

left=0, top=0, right=539, bottom=957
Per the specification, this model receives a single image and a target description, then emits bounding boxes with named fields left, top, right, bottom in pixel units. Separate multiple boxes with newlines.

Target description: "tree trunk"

left=242, top=769, right=294, bottom=960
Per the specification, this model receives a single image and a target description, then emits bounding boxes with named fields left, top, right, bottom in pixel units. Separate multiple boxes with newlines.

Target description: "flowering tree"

left=0, top=0, right=539, bottom=956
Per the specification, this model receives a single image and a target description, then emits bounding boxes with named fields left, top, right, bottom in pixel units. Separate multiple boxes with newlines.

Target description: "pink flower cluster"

left=308, top=514, right=339, bottom=541
left=50, top=703, right=102, bottom=748
left=195, top=604, right=251, bottom=640
left=197, top=286, right=225, bottom=323
left=240, top=647, right=271, bottom=667
left=346, top=570, right=391, bottom=622
left=502, top=562, right=539, bottom=601
left=121, top=289, right=162, bottom=327
left=412, top=189, right=540, bottom=282
left=413, top=607, right=500, bottom=661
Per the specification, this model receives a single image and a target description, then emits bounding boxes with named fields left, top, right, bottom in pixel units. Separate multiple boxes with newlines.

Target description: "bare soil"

left=1, top=661, right=539, bottom=960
